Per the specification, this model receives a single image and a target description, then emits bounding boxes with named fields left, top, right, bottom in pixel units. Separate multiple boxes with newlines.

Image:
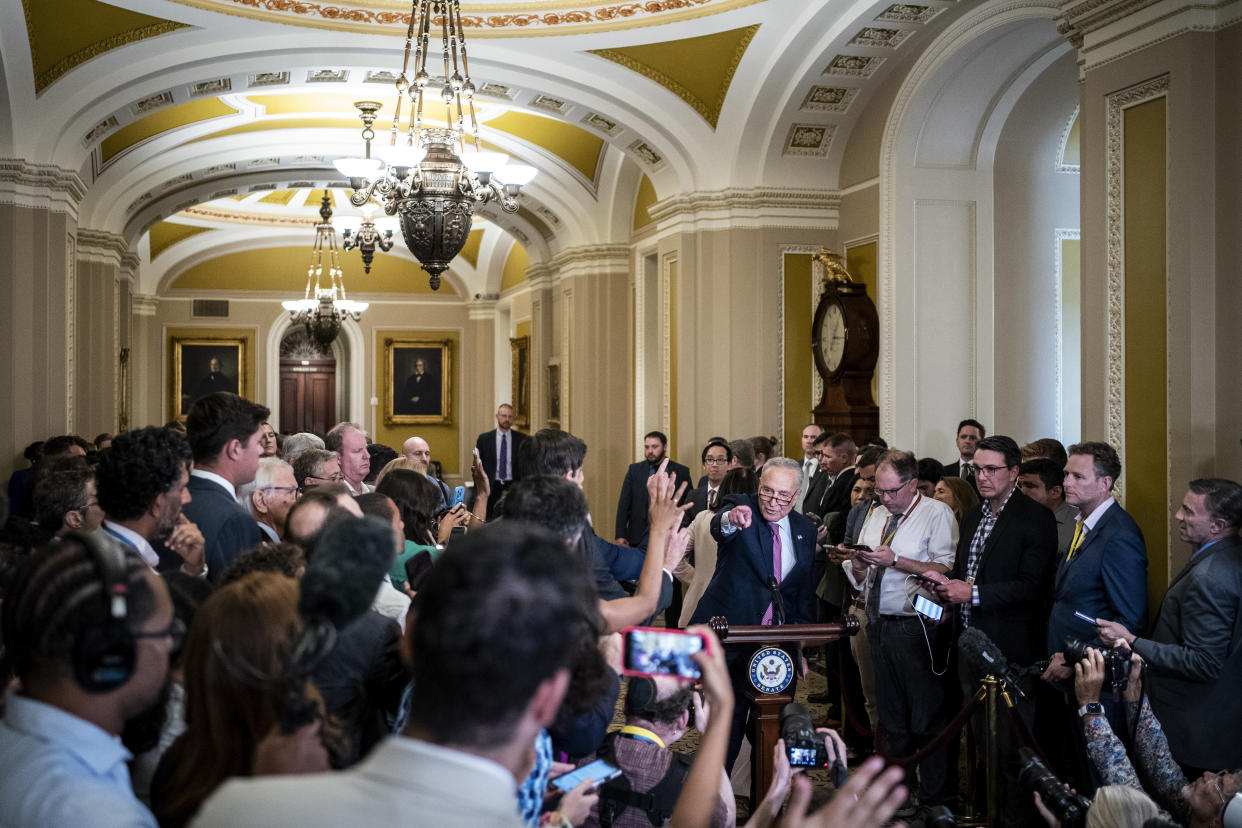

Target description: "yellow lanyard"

left=619, top=725, right=666, bottom=749
left=881, top=494, right=921, bottom=546
left=1066, top=520, right=1085, bottom=561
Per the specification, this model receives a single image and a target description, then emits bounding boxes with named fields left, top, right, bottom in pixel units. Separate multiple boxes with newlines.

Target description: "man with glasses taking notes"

left=689, top=457, right=818, bottom=770
left=843, top=449, right=957, bottom=821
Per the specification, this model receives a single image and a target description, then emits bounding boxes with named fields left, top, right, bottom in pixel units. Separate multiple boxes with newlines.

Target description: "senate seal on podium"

left=748, top=647, right=794, bottom=695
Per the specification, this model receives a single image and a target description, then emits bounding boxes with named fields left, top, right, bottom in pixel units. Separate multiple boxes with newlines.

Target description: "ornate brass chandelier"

left=333, top=1, right=536, bottom=290
left=341, top=205, right=394, bottom=274
left=282, top=192, right=368, bottom=348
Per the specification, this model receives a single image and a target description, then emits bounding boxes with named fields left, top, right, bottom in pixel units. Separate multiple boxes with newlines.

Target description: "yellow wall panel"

left=170, top=246, right=455, bottom=294
left=373, top=329, right=461, bottom=474
left=783, top=253, right=814, bottom=458
left=633, top=175, right=658, bottom=231
left=103, top=98, right=237, bottom=162
left=1122, top=97, right=1167, bottom=610
left=149, top=221, right=212, bottom=260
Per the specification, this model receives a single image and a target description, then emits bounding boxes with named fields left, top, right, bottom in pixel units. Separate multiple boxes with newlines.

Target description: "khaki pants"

left=847, top=602, right=878, bottom=729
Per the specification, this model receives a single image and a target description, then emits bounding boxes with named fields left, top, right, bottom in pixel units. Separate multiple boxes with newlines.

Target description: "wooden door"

left=279, top=357, right=336, bottom=435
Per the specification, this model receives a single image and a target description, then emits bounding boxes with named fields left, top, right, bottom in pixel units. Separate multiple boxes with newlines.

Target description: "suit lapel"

left=1056, top=503, right=1112, bottom=587
left=758, top=516, right=776, bottom=580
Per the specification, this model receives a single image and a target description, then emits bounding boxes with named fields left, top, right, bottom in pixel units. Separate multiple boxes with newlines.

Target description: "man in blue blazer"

left=1043, top=442, right=1148, bottom=670
left=689, top=457, right=817, bottom=769
left=182, top=392, right=269, bottom=582
left=614, top=430, right=692, bottom=547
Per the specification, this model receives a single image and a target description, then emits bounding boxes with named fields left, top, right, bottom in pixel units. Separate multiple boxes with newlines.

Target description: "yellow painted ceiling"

left=170, top=246, right=456, bottom=295
left=190, top=116, right=361, bottom=144
left=259, top=190, right=297, bottom=206
left=632, top=174, right=657, bottom=231
left=248, top=93, right=387, bottom=116
left=22, top=0, right=188, bottom=93
left=304, top=190, right=336, bottom=208
left=501, top=242, right=529, bottom=292
left=485, top=111, right=604, bottom=183
left=458, top=229, right=484, bottom=269
left=149, top=221, right=212, bottom=260
left=588, top=24, right=759, bottom=128
left=103, top=98, right=238, bottom=163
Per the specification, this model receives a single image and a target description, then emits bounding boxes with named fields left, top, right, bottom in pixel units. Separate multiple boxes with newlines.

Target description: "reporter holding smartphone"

left=842, top=450, right=957, bottom=821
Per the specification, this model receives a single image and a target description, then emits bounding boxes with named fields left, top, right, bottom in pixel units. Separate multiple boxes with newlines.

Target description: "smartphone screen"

left=622, top=627, right=704, bottom=679
left=551, top=758, right=621, bottom=792
left=451, top=486, right=466, bottom=507
left=1073, top=610, right=1096, bottom=624
left=913, top=594, right=944, bottom=622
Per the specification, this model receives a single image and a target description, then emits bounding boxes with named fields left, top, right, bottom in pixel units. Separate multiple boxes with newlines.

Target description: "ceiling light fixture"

left=341, top=204, right=394, bottom=274
left=333, top=1, right=537, bottom=290
left=282, top=191, right=368, bottom=348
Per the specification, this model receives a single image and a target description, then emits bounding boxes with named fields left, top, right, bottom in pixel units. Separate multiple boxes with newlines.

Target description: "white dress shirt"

left=844, top=495, right=958, bottom=616
left=102, top=520, right=160, bottom=569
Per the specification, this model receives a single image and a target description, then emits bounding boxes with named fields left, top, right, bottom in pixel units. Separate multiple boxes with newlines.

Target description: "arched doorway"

left=279, top=328, right=336, bottom=435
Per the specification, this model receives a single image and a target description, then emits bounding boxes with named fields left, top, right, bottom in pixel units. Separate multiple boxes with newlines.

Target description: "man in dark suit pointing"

left=689, top=457, right=817, bottom=769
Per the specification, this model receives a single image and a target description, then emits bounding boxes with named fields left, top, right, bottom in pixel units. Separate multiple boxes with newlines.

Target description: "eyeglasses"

left=973, top=465, right=1014, bottom=478
left=133, top=617, right=186, bottom=650
left=703, top=457, right=729, bottom=466
left=305, top=473, right=344, bottom=484
left=758, top=486, right=798, bottom=504
left=263, top=486, right=300, bottom=495
left=874, top=478, right=914, bottom=498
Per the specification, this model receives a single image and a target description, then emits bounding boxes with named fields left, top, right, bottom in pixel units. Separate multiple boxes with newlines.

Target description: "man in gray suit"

left=1097, top=477, right=1242, bottom=775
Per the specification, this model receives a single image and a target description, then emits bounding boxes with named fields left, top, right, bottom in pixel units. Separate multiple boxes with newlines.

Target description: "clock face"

left=820, top=303, right=846, bottom=372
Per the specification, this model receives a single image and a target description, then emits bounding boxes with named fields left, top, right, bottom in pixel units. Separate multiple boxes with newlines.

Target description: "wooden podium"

left=708, top=617, right=860, bottom=803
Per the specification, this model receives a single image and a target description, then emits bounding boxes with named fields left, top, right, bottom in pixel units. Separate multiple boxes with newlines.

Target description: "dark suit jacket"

left=182, top=475, right=263, bottom=583
left=1047, top=500, right=1148, bottom=656
left=949, top=491, right=1058, bottom=666
left=475, top=428, right=527, bottom=484
left=1133, top=536, right=1242, bottom=769
left=689, top=494, right=817, bottom=626
left=583, top=526, right=673, bottom=616
left=804, top=468, right=857, bottom=523
left=614, top=459, right=693, bottom=547
left=944, top=460, right=980, bottom=496
left=682, top=484, right=723, bottom=528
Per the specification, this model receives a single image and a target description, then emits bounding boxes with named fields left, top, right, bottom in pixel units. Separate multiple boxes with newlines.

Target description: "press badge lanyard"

left=619, top=725, right=666, bottom=749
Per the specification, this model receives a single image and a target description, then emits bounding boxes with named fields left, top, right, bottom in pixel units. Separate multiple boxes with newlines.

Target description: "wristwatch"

left=1078, top=701, right=1104, bottom=719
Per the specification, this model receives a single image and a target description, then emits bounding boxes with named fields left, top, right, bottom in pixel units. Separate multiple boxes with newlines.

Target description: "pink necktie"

left=762, top=522, right=783, bottom=625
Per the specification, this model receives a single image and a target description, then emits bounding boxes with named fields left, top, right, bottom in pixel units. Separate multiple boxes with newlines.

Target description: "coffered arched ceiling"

left=0, top=0, right=987, bottom=297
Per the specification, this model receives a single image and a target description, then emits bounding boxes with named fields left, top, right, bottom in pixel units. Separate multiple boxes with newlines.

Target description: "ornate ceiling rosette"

left=163, top=0, right=763, bottom=36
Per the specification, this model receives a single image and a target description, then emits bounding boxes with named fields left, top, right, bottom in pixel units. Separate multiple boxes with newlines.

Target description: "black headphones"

left=68, top=532, right=136, bottom=693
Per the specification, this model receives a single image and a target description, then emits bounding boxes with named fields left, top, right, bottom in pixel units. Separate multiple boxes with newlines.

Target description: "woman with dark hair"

left=374, top=468, right=443, bottom=589
left=933, top=476, right=979, bottom=523
left=677, top=466, right=760, bottom=627
left=750, top=435, right=778, bottom=472
left=151, top=573, right=338, bottom=827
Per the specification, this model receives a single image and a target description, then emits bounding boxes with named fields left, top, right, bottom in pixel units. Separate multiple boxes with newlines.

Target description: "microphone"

left=957, top=626, right=1029, bottom=700
left=767, top=576, right=787, bottom=626
left=282, top=515, right=397, bottom=731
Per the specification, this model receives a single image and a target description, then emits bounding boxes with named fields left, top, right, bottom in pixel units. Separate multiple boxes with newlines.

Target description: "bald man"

left=402, top=435, right=450, bottom=507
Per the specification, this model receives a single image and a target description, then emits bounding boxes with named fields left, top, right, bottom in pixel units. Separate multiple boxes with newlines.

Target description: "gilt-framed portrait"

left=547, top=359, right=561, bottom=430
left=510, top=335, right=531, bottom=429
left=385, top=338, right=452, bottom=425
left=170, top=337, right=246, bottom=419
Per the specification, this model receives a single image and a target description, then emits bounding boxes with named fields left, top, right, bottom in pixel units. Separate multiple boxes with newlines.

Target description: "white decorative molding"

left=1104, top=74, right=1169, bottom=477
left=783, top=124, right=836, bottom=157
left=132, top=294, right=160, bottom=316
left=550, top=244, right=630, bottom=276
left=878, top=0, right=1062, bottom=442
left=76, top=229, right=129, bottom=263
left=647, top=187, right=840, bottom=233
left=0, top=160, right=88, bottom=215
left=560, top=286, right=573, bottom=433
left=66, top=232, right=76, bottom=433
left=466, top=298, right=498, bottom=321
left=1053, top=227, right=1081, bottom=441
left=660, top=253, right=676, bottom=438
left=1056, top=105, right=1081, bottom=173
left=1058, top=0, right=1242, bottom=74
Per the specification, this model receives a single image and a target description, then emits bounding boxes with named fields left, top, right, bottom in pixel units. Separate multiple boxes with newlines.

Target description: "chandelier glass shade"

left=282, top=192, right=368, bottom=349
left=332, top=0, right=537, bottom=290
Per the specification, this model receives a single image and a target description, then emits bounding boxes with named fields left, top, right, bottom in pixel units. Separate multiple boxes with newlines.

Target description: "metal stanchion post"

left=983, top=675, right=1001, bottom=828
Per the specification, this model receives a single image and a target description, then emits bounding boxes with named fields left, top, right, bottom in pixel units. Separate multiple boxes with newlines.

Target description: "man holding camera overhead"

left=1096, top=478, right=1242, bottom=776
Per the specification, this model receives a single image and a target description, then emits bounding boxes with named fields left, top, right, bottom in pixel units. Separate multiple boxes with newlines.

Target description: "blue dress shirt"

left=0, top=691, right=158, bottom=827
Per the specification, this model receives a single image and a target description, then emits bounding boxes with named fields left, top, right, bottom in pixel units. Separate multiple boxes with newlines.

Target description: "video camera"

left=1017, top=747, right=1092, bottom=828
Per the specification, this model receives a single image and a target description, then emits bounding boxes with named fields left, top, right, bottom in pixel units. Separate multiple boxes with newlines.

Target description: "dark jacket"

left=181, top=475, right=263, bottom=583
left=614, top=459, right=693, bottom=547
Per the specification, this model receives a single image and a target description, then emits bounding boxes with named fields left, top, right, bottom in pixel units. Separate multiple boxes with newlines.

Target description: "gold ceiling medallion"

left=163, top=0, right=761, bottom=36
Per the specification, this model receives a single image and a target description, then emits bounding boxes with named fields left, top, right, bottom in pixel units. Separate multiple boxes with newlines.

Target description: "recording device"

left=282, top=516, right=396, bottom=732
left=958, top=627, right=1033, bottom=700
left=451, top=485, right=466, bottom=508
left=1017, top=747, right=1091, bottom=828
left=621, top=627, right=706, bottom=680
left=924, top=806, right=956, bottom=828
left=913, top=594, right=944, bottom=622
left=1063, top=637, right=1135, bottom=693
left=552, top=758, right=622, bottom=792
left=778, top=703, right=849, bottom=785
left=767, top=576, right=787, bottom=626
left=1073, top=610, right=1097, bottom=624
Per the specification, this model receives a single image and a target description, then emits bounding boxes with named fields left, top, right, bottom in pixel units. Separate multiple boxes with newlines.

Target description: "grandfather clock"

left=810, top=251, right=879, bottom=438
